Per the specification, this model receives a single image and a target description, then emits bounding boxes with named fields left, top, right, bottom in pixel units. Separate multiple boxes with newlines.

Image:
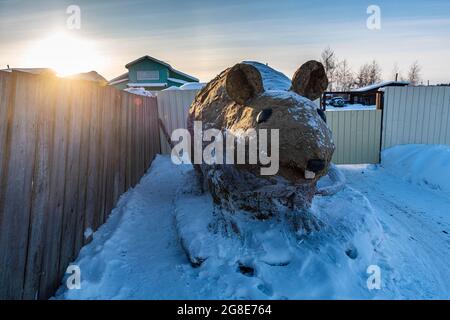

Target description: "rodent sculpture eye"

left=256, top=108, right=273, bottom=124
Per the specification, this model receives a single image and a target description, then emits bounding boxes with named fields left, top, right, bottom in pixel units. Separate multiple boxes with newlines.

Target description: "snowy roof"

left=0, top=68, right=56, bottom=75
left=109, top=78, right=129, bottom=86
left=125, top=55, right=199, bottom=82
left=162, top=86, right=182, bottom=91
left=128, top=82, right=168, bottom=88
left=108, top=72, right=129, bottom=85
left=168, top=77, right=188, bottom=85
left=180, top=82, right=207, bottom=90
left=66, top=71, right=107, bottom=83
left=352, top=81, right=410, bottom=93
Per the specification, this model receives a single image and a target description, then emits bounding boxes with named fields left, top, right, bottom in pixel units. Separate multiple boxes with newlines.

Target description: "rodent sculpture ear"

left=225, top=63, right=264, bottom=105
left=291, top=60, right=328, bottom=101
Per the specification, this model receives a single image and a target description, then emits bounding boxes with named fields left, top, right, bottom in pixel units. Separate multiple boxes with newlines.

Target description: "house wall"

left=127, top=60, right=169, bottom=85
left=127, top=60, right=198, bottom=88
left=110, top=58, right=199, bottom=90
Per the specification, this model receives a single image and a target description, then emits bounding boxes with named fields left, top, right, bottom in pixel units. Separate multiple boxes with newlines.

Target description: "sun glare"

left=21, top=31, right=107, bottom=77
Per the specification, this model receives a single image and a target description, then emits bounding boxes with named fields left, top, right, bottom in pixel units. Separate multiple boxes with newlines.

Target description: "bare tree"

left=355, top=63, right=371, bottom=87
left=391, top=63, right=402, bottom=81
left=408, top=61, right=421, bottom=85
left=320, top=47, right=337, bottom=91
left=356, top=60, right=382, bottom=88
left=368, top=60, right=382, bottom=84
left=335, top=59, right=354, bottom=91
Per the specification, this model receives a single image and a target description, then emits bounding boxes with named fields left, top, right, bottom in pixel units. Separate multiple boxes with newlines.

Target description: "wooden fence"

left=0, top=71, right=160, bottom=300
left=382, top=86, right=450, bottom=150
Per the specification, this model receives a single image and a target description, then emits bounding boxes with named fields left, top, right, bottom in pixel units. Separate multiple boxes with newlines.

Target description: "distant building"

left=323, top=80, right=410, bottom=109
left=66, top=71, right=107, bottom=84
left=349, top=81, right=410, bottom=106
left=108, top=55, right=199, bottom=91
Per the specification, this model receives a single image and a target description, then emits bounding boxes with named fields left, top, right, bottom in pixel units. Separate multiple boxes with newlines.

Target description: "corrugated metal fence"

left=326, top=110, right=382, bottom=164
left=156, top=89, right=199, bottom=154
left=0, top=71, right=160, bottom=300
left=382, top=86, right=450, bottom=150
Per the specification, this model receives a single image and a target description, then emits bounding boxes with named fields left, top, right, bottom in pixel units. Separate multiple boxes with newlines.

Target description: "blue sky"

left=1, top=0, right=449, bottom=83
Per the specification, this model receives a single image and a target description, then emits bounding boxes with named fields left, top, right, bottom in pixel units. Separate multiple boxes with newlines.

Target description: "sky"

left=1, top=0, right=449, bottom=83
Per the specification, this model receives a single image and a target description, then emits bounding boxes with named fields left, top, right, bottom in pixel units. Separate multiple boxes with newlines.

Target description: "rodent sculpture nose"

left=307, top=159, right=326, bottom=173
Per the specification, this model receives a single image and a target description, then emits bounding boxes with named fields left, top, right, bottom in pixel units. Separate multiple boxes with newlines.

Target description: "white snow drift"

left=55, top=144, right=450, bottom=300
left=382, top=144, right=450, bottom=197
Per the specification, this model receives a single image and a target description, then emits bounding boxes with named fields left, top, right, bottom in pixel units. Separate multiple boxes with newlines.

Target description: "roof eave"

left=108, top=72, right=129, bottom=84
left=170, top=69, right=199, bottom=82
left=109, top=78, right=129, bottom=86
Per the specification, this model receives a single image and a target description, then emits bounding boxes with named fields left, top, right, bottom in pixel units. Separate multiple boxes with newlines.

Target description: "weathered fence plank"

left=73, top=82, right=92, bottom=259
left=37, top=78, right=70, bottom=299
left=22, top=75, right=55, bottom=299
left=0, top=72, right=38, bottom=299
left=83, top=85, right=101, bottom=243
left=0, top=72, right=11, bottom=182
left=59, top=81, right=84, bottom=279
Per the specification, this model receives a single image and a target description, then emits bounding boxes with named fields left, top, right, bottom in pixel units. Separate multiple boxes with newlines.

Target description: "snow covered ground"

left=55, top=145, right=450, bottom=300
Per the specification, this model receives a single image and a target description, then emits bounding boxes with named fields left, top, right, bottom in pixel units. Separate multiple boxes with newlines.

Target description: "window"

left=137, top=70, right=159, bottom=81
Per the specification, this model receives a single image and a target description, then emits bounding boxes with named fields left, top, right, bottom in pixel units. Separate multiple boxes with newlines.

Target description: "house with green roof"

left=108, top=55, right=199, bottom=91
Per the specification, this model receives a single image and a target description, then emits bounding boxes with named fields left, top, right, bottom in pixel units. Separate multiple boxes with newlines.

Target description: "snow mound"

left=382, top=144, right=450, bottom=196
left=180, top=82, right=207, bottom=90
left=243, top=61, right=292, bottom=91
left=242, top=61, right=319, bottom=108
left=124, top=87, right=155, bottom=97
left=175, top=167, right=385, bottom=299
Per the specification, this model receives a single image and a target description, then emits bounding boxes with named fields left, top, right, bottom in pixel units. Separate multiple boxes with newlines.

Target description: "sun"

left=21, top=31, right=107, bottom=77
